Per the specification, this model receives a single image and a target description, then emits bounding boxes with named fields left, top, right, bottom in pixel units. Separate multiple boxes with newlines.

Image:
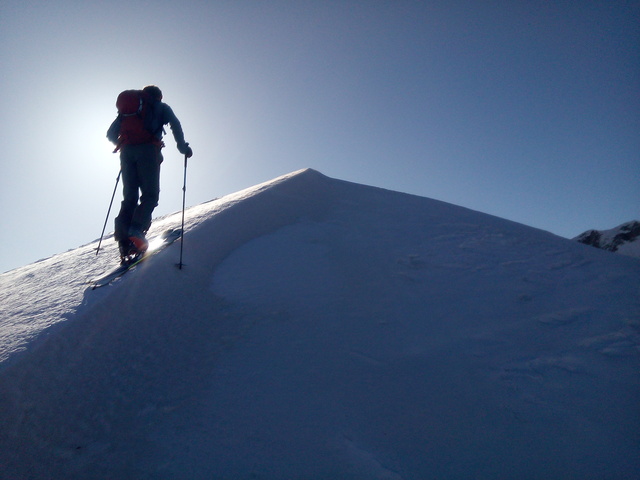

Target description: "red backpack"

left=114, top=90, right=157, bottom=149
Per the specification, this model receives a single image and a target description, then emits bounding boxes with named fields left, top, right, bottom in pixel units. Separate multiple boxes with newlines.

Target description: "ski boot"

left=128, top=230, right=149, bottom=256
left=118, top=239, right=139, bottom=264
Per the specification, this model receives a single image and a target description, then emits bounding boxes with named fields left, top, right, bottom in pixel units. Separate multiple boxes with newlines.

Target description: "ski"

left=90, top=229, right=182, bottom=289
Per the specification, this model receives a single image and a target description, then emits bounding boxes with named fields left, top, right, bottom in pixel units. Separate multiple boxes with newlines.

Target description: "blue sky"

left=1, top=0, right=638, bottom=273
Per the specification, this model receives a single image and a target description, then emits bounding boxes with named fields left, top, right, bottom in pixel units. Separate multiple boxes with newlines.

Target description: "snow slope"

left=1, top=168, right=639, bottom=479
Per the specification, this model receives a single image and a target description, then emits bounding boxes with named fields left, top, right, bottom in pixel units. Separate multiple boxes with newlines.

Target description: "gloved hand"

left=179, top=142, right=193, bottom=158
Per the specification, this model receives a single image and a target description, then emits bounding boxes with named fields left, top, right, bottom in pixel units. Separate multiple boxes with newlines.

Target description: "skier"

left=107, top=85, right=193, bottom=260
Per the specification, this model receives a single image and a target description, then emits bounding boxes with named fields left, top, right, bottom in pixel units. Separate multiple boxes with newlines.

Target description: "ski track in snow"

left=0, top=169, right=639, bottom=479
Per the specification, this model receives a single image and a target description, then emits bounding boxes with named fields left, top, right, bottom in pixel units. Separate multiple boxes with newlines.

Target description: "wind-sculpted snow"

left=0, top=168, right=639, bottom=479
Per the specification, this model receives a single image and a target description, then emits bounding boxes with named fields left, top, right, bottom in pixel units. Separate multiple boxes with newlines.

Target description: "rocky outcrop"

left=574, top=221, right=640, bottom=258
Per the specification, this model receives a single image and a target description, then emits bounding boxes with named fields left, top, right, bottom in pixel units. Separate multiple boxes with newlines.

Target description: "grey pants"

left=114, top=144, right=162, bottom=241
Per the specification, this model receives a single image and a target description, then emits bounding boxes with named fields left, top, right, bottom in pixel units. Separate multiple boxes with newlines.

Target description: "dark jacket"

left=107, top=99, right=190, bottom=154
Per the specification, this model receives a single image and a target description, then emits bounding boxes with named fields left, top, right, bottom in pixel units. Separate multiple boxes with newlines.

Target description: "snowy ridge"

left=574, top=220, right=640, bottom=259
left=1, top=168, right=639, bottom=479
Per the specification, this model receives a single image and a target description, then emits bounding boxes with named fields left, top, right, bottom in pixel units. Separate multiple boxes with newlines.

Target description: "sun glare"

left=147, top=236, right=166, bottom=252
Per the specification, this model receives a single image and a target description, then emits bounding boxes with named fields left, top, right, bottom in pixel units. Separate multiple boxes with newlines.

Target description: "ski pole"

left=178, top=154, right=188, bottom=269
left=96, top=170, right=122, bottom=255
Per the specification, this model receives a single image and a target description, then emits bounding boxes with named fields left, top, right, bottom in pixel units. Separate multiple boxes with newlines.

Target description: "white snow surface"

left=617, top=237, right=640, bottom=258
left=1, top=168, right=639, bottom=479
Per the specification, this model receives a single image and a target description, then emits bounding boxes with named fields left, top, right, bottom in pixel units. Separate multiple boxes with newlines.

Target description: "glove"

left=179, top=142, right=193, bottom=158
